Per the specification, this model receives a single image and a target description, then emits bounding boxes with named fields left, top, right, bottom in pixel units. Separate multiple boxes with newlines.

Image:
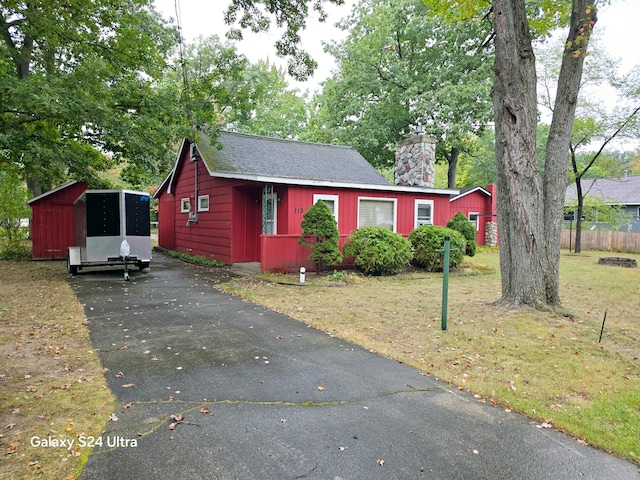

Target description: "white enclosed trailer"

left=67, top=189, right=152, bottom=279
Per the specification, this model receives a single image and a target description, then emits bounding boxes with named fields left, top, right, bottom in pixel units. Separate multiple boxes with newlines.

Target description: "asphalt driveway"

left=70, top=252, right=639, bottom=480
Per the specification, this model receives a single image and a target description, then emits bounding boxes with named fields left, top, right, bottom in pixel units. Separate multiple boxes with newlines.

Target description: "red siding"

left=282, top=186, right=452, bottom=236
left=449, top=188, right=494, bottom=246
left=172, top=159, right=235, bottom=263
left=158, top=147, right=254, bottom=264
left=261, top=234, right=353, bottom=273
left=231, top=186, right=261, bottom=262
left=158, top=196, right=175, bottom=249
left=30, top=182, right=88, bottom=259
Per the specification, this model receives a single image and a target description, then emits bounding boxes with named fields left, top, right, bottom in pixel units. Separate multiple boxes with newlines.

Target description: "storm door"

left=261, top=184, right=277, bottom=234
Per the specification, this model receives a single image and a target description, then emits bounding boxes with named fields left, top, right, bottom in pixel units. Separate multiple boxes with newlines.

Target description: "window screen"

left=198, top=195, right=209, bottom=212
left=322, top=199, right=335, bottom=215
left=359, top=199, right=394, bottom=231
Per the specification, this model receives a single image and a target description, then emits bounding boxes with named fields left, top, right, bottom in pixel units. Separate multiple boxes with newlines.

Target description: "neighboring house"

left=565, top=173, right=640, bottom=232
left=28, top=180, right=89, bottom=259
left=155, top=131, right=495, bottom=272
left=450, top=186, right=497, bottom=247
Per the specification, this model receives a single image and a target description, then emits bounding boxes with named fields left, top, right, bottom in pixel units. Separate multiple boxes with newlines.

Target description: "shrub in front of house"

left=343, top=226, right=413, bottom=275
left=409, top=225, right=466, bottom=272
left=446, top=211, right=477, bottom=257
left=298, top=200, right=343, bottom=270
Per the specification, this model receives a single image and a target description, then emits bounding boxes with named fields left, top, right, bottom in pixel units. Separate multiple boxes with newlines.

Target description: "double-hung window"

left=468, top=212, right=479, bottom=231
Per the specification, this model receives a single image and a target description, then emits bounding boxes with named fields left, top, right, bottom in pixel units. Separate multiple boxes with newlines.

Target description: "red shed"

left=449, top=185, right=497, bottom=247
left=28, top=181, right=88, bottom=259
left=155, top=131, right=462, bottom=272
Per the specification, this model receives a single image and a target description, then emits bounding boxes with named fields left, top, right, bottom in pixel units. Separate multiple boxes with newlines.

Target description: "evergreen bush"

left=298, top=200, right=343, bottom=270
left=343, top=226, right=413, bottom=275
left=446, top=211, right=477, bottom=256
left=409, top=225, right=465, bottom=272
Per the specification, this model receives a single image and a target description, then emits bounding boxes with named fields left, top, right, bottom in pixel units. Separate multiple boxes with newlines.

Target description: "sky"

left=153, top=0, right=640, bottom=94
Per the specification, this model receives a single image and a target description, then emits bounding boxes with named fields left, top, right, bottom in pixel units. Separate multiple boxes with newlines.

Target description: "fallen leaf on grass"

left=7, top=441, right=19, bottom=454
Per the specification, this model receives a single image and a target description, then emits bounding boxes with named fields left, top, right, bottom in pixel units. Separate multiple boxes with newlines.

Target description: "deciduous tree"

left=0, top=0, right=178, bottom=194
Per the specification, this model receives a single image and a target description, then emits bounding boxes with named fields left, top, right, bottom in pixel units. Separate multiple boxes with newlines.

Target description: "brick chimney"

left=395, top=134, right=436, bottom=187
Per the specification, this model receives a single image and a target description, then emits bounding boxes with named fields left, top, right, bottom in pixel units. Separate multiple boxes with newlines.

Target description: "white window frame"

left=468, top=212, right=480, bottom=231
left=357, top=197, right=397, bottom=232
left=414, top=199, right=434, bottom=228
left=180, top=198, right=191, bottom=213
left=197, top=195, right=210, bottom=212
left=313, top=194, right=339, bottom=224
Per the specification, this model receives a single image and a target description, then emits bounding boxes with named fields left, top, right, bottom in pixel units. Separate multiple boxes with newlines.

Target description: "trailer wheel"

left=138, top=261, right=150, bottom=271
left=67, top=256, right=78, bottom=275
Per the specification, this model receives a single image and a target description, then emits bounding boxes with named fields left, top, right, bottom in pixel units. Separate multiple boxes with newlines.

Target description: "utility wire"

left=173, top=0, right=194, bottom=133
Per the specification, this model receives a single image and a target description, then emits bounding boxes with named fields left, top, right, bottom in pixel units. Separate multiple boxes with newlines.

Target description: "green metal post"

left=441, top=236, right=450, bottom=331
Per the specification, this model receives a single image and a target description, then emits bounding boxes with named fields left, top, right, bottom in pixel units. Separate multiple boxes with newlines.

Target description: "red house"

left=28, top=181, right=89, bottom=260
left=156, top=131, right=496, bottom=273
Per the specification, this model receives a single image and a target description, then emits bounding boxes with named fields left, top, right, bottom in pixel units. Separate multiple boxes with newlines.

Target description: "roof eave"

left=27, top=180, right=80, bottom=205
left=209, top=171, right=459, bottom=195
left=450, top=186, right=491, bottom=202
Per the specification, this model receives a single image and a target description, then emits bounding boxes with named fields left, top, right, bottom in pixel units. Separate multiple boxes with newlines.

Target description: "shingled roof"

left=565, top=174, right=640, bottom=206
left=195, top=131, right=390, bottom=186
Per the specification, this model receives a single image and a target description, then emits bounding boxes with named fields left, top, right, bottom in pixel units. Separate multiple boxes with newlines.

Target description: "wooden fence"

left=561, top=230, right=640, bottom=253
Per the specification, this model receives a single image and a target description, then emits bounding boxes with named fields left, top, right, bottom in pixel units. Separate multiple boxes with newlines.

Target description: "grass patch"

left=155, top=247, right=225, bottom=267
left=220, top=250, right=640, bottom=464
left=0, top=260, right=114, bottom=479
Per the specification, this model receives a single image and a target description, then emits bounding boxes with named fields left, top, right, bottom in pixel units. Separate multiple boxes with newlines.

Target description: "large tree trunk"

left=574, top=176, right=584, bottom=254
left=492, top=0, right=546, bottom=307
left=446, top=147, right=459, bottom=189
left=542, top=0, right=595, bottom=304
left=492, top=0, right=595, bottom=308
